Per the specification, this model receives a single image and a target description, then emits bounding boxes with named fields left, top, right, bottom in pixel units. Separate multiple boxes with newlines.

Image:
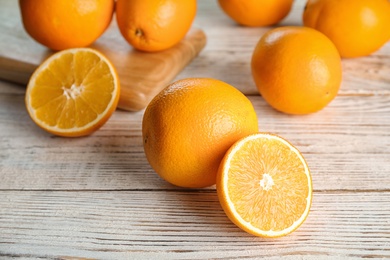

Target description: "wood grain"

left=0, top=1, right=207, bottom=111
left=0, top=92, right=389, bottom=191
left=1, top=0, right=390, bottom=259
left=0, top=191, right=389, bottom=259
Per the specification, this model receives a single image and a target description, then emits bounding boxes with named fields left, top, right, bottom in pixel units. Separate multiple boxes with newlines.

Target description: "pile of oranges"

left=19, top=0, right=197, bottom=52
left=20, top=0, right=198, bottom=137
left=19, top=0, right=390, bottom=238
left=218, top=0, right=390, bottom=114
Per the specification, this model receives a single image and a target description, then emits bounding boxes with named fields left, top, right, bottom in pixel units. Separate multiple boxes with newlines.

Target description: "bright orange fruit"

left=217, top=0, right=293, bottom=27
left=25, top=48, right=120, bottom=137
left=251, top=26, right=342, bottom=114
left=142, top=78, right=259, bottom=188
left=216, top=133, right=312, bottom=238
left=116, top=0, right=197, bottom=52
left=303, top=0, right=390, bottom=58
left=19, top=0, right=115, bottom=51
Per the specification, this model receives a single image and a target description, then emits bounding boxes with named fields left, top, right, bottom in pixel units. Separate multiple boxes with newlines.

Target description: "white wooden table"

left=1, top=0, right=390, bottom=259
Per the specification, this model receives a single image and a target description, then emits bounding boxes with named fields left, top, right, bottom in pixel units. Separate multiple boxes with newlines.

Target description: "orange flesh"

left=220, top=134, right=312, bottom=236
left=28, top=50, right=116, bottom=130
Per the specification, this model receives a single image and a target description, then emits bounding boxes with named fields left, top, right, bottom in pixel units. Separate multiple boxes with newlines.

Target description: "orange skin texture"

left=116, top=0, right=197, bottom=52
left=142, top=78, right=259, bottom=188
left=19, top=0, right=115, bottom=51
left=251, top=26, right=342, bottom=114
left=218, top=0, right=293, bottom=27
left=303, top=0, right=390, bottom=58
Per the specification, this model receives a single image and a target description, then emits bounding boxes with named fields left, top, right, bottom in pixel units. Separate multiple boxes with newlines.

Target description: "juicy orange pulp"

left=217, top=133, right=312, bottom=237
left=25, top=48, right=120, bottom=137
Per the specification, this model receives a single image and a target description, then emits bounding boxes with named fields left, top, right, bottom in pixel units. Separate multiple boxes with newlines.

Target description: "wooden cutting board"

left=0, top=1, right=206, bottom=111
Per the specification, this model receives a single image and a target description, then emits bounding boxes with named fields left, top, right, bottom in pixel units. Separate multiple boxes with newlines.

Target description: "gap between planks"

left=0, top=189, right=389, bottom=194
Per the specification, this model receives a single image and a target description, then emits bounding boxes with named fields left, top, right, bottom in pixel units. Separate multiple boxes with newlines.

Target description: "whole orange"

left=303, top=0, right=390, bottom=58
left=142, top=78, right=259, bottom=188
left=116, top=0, right=197, bottom=52
left=217, top=0, right=293, bottom=27
left=19, top=0, right=114, bottom=51
left=251, top=26, right=342, bottom=114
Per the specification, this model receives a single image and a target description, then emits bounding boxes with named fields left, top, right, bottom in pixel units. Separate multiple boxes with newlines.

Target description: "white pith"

left=222, top=133, right=312, bottom=237
left=26, top=48, right=119, bottom=134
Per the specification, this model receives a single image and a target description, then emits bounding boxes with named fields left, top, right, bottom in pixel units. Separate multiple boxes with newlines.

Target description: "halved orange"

left=216, top=133, right=312, bottom=237
left=25, top=48, right=120, bottom=137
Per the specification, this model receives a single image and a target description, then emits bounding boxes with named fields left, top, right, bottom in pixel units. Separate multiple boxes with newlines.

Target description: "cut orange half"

left=216, top=133, right=312, bottom=238
left=25, top=48, right=120, bottom=137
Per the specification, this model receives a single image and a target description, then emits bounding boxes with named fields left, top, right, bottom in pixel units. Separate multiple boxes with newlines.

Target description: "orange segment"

left=25, top=48, right=120, bottom=137
left=216, top=133, right=312, bottom=238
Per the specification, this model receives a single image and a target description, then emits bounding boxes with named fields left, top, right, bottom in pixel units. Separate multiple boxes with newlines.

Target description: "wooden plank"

left=177, top=48, right=390, bottom=96
left=0, top=190, right=389, bottom=259
left=0, top=0, right=389, bottom=258
left=1, top=91, right=389, bottom=191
